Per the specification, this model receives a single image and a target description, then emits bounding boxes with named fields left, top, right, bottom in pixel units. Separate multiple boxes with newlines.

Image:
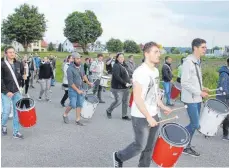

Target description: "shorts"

left=68, top=87, right=84, bottom=108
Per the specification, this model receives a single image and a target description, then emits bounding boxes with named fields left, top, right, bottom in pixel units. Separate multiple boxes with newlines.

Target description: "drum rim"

left=85, top=94, right=100, bottom=104
left=16, top=98, right=35, bottom=111
left=173, top=82, right=181, bottom=90
left=161, top=122, right=190, bottom=147
left=206, top=99, right=229, bottom=114
left=101, top=76, right=111, bottom=79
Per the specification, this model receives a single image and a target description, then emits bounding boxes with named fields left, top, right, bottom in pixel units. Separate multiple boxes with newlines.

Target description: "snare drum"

left=171, top=82, right=181, bottom=99
left=16, top=98, right=37, bottom=128
left=81, top=94, right=99, bottom=119
left=152, top=123, right=190, bottom=167
left=199, top=99, right=229, bottom=136
left=100, top=76, right=111, bottom=87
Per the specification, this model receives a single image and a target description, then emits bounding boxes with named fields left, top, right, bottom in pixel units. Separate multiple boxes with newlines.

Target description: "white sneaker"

left=9, top=112, right=13, bottom=118
left=49, top=90, right=52, bottom=93
left=110, top=92, right=114, bottom=98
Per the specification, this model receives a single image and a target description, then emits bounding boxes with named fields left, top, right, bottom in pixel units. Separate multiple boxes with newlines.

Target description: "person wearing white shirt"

left=112, top=42, right=172, bottom=167
left=90, top=53, right=105, bottom=103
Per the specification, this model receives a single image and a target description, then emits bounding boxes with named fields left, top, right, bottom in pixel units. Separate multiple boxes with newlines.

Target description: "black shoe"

left=2, top=126, right=7, bottom=136
left=13, top=132, right=24, bottom=139
left=106, top=110, right=112, bottom=119
left=183, top=147, right=200, bottom=157
left=122, top=116, right=131, bottom=121
left=99, top=100, right=105, bottom=103
left=76, top=121, right=85, bottom=126
left=61, top=102, right=65, bottom=107
left=166, top=103, right=174, bottom=106
left=222, top=135, right=229, bottom=141
left=113, top=152, right=123, bottom=167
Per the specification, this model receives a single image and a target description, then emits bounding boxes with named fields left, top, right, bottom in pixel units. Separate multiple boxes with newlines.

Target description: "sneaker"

left=49, top=90, right=52, bottom=93
left=63, top=115, right=69, bottom=124
left=183, top=147, right=200, bottom=157
left=38, top=97, right=42, bottom=101
left=61, top=103, right=65, bottom=107
left=99, top=100, right=105, bottom=103
left=122, top=116, right=131, bottom=121
left=76, top=121, right=85, bottom=126
left=2, top=126, right=7, bottom=135
left=13, top=132, right=24, bottom=139
left=222, top=135, right=229, bottom=141
left=106, top=110, right=112, bottom=119
left=113, top=152, right=123, bottom=167
left=46, top=99, right=51, bottom=102
left=31, top=86, right=35, bottom=88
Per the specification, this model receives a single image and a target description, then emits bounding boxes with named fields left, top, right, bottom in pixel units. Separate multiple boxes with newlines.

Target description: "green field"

left=7, top=51, right=228, bottom=89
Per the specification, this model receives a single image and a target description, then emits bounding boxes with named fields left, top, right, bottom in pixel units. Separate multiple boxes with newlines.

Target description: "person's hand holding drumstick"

left=157, top=99, right=173, bottom=115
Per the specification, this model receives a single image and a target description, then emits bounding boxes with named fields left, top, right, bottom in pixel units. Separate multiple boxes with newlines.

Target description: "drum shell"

left=152, top=123, right=190, bottom=167
left=129, top=92, right=134, bottom=107
left=81, top=95, right=99, bottom=119
left=16, top=98, right=37, bottom=128
left=100, top=76, right=110, bottom=87
left=199, top=99, right=229, bottom=136
left=171, top=83, right=181, bottom=99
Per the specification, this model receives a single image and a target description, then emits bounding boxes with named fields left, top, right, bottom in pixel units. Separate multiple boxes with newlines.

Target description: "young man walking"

left=112, top=42, right=172, bottom=167
left=181, top=38, right=209, bottom=157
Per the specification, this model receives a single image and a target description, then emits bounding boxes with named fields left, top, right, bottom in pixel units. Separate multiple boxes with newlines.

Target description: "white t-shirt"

left=131, top=63, right=160, bottom=118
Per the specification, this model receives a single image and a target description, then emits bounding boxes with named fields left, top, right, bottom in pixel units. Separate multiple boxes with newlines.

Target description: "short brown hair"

left=97, top=53, right=103, bottom=58
left=143, top=42, right=159, bottom=57
left=4, top=46, right=15, bottom=54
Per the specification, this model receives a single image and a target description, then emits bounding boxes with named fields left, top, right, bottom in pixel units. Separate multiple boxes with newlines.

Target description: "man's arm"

left=1, top=63, right=9, bottom=94
left=220, top=72, right=229, bottom=98
left=67, top=68, right=81, bottom=93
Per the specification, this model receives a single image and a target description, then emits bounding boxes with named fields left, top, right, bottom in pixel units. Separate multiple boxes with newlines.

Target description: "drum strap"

left=4, top=58, right=22, bottom=94
left=192, top=61, right=202, bottom=90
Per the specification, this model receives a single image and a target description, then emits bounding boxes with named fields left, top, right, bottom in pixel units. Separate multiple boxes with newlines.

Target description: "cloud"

left=1, top=0, right=229, bottom=47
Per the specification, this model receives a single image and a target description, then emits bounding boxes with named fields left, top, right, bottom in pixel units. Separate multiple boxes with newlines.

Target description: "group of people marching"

left=1, top=38, right=229, bottom=167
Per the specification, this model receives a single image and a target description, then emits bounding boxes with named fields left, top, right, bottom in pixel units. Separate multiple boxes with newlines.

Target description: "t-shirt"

left=131, top=63, right=160, bottom=118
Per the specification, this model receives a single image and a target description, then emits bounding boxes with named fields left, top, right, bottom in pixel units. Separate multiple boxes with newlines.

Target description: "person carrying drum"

left=112, top=42, right=172, bottom=167
left=62, top=52, right=93, bottom=126
left=162, top=56, right=174, bottom=106
left=1, top=46, right=26, bottom=139
left=90, top=53, right=106, bottom=103
left=181, top=38, right=209, bottom=157
left=216, top=57, right=229, bottom=141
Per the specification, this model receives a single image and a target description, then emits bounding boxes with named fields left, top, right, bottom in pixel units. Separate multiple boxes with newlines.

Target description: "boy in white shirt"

left=113, top=42, right=172, bottom=167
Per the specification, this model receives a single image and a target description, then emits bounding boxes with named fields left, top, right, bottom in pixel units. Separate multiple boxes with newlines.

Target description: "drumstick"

left=209, top=92, right=226, bottom=97
left=209, top=87, right=223, bottom=92
left=157, top=116, right=179, bottom=124
left=171, top=105, right=188, bottom=112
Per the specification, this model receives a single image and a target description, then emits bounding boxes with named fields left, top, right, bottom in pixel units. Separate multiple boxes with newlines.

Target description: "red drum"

left=16, top=98, right=37, bottom=128
left=171, top=82, right=181, bottom=99
left=129, top=91, right=134, bottom=107
left=152, top=123, right=190, bottom=167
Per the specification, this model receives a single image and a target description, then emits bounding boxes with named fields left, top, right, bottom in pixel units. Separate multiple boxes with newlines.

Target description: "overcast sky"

left=1, top=0, right=229, bottom=48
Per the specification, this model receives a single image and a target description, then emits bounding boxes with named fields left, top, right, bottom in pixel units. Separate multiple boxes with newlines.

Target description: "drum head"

left=85, top=94, right=99, bottom=104
left=101, top=76, right=110, bottom=79
left=174, top=82, right=181, bottom=90
left=207, top=99, right=229, bottom=114
left=161, top=123, right=190, bottom=147
left=16, top=98, right=35, bottom=110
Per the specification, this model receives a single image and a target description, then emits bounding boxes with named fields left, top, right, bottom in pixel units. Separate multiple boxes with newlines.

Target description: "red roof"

left=41, top=40, right=48, bottom=48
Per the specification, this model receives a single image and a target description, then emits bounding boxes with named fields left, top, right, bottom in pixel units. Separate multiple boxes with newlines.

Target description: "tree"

left=170, top=47, right=176, bottom=53
left=64, top=10, right=103, bottom=54
left=212, top=46, right=220, bottom=51
left=58, top=43, right=62, bottom=52
left=106, top=38, right=123, bottom=53
left=48, top=42, right=54, bottom=51
left=123, top=40, right=141, bottom=53
left=1, top=3, right=47, bottom=52
left=170, top=47, right=180, bottom=54
left=185, top=49, right=191, bottom=55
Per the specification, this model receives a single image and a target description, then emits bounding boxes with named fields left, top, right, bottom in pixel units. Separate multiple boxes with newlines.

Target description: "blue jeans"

left=1, top=92, right=22, bottom=135
left=68, top=88, right=84, bottom=108
left=163, top=82, right=171, bottom=104
left=185, top=103, right=201, bottom=147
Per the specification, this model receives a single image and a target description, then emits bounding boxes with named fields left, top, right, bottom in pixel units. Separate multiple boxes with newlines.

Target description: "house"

left=11, top=40, right=48, bottom=52
left=62, top=39, right=83, bottom=53
left=88, top=43, right=107, bottom=53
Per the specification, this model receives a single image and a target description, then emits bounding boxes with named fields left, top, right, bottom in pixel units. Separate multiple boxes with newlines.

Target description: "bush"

left=106, top=38, right=123, bottom=53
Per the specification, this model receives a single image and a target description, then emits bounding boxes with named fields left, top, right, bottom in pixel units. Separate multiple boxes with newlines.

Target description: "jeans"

left=51, top=69, right=56, bottom=86
left=68, top=87, right=84, bottom=108
left=163, top=82, right=171, bottom=104
left=107, top=88, right=129, bottom=117
left=185, top=103, right=201, bottom=147
left=30, top=71, right=35, bottom=86
left=39, top=78, right=51, bottom=99
left=1, top=92, right=22, bottom=135
left=117, top=115, right=159, bottom=167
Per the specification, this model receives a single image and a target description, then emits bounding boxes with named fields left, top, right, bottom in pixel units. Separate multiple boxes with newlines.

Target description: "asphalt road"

left=1, top=83, right=229, bottom=167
